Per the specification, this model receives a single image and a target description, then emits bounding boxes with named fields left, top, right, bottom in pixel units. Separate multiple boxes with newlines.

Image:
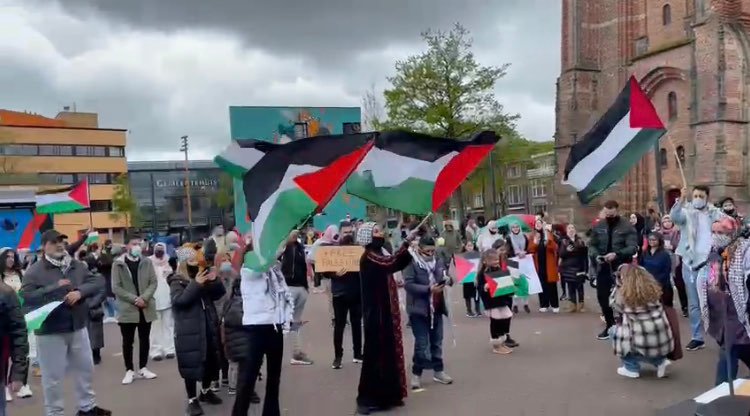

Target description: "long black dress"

left=357, top=243, right=413, bottom=410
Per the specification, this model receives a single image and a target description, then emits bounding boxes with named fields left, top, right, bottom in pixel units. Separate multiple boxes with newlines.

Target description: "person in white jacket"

left=477, top=220, right=502, bottom=252
left=148, top=243, right=175, bottom=361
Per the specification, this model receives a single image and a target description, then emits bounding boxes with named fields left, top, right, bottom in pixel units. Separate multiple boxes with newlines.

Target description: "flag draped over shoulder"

left=25, top=301, right=63, bottom=331
left=35, top=179, right=90, bottom=214
left=562, top=76, right=667, bottom=204
left=214, top=135, right=374, bottom=270
left=346, top=131, right=499, bottom=214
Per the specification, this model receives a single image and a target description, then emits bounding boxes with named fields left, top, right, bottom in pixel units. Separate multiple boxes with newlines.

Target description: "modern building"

left=554, top=1, right=750, bottom=226
left=0, top=109, right=128, bottom=242
left=127, top=160, right=234, bottom=240
left=228, top=106, right=366, bottom=232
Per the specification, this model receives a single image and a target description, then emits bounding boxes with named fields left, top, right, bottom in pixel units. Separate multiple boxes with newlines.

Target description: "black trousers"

left=332, top=295, right=362, bottom=359
left=490, top=318, right=511, bottom=339
left=596, top=267, right=615, bottom=328
left=538, top=281, right=559, bottom=308
left=565, top=281, right=585, bottom=304
left=673, top=258, right=689, bottom=311
left=8, top=358, right=29, bottom=385
left=232, top=325, right=284, bottom=416
left=185, top=347, right=220, bottom=399
left=119, top=320, right=152, bottom=371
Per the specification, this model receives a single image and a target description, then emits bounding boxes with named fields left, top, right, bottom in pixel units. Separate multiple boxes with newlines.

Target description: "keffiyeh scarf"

left=356, top=222, right=377, bottom=246
left=45, top=253, right=71, bottom=271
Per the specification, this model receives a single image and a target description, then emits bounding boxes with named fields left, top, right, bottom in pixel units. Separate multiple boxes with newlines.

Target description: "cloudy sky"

left=1, top=0, right=560, bottom=161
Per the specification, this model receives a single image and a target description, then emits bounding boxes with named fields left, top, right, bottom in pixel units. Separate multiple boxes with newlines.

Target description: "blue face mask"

left=220, top=261, right=233, bottom=273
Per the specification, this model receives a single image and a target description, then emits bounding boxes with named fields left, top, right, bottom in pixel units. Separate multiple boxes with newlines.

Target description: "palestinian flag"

left=216, top=134, right=374, bottom=270
left=214, top=140, right=277, bottom=179
left=346, top=131, right=499, bottom=214
left=505, top=259, right=530, bottom=298
left=562, top=76, right=666, bottom=204
left=484, top=270, right=516, bottom=298
left=35, top=179, right=90, bottom=214
left=455, top=252, right=481, bottom=284
left=25, top=301, right=63, bottom=331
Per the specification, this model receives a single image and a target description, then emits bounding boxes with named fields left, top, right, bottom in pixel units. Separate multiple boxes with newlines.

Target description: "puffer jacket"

left=0, top=282, right=28, bottom=387
left=558, top=236, right=589, bottom=282
left=169, top=273, right=226, bottom=381
left=221, top=278, right=247, bottom=362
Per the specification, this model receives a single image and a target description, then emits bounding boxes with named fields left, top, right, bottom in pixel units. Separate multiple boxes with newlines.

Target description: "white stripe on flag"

left=25, top=301, right=63, bottom=331
left=355, top=148, right=457, bottom=187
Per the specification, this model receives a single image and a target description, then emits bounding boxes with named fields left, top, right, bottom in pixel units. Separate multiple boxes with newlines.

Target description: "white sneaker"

left=657, top=360, right=671, bottom=378
left=552, top=308, right=560, bottom=313
left=103, top=317, right=118, bottom=324
left=5, top=386, right=12, bottom=402
left=122, top=369, right=135, bottom=384
left=539, top=308, right=548, bottom=313
left=138, top=367, right=157, bottom=380
left=616, top=366, right=640, bottom=379
left=16, top=384, right=32, bottom=398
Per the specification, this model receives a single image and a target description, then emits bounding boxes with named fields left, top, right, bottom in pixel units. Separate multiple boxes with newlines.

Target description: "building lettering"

left=154, top=178, right=219, bottom=189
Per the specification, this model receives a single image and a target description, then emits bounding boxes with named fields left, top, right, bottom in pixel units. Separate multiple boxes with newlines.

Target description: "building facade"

left=0, top=109, right=128, bottom=241
left=554, top=0, right=750, bottom=226
left=127, top=160, right=233, bottom=240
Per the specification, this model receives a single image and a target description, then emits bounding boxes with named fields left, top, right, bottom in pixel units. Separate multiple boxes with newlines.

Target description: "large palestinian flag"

left=346, top=131, right=499, bottom=214
left=35, top=179, right=90, bottom=214
left=214, top=135, right=374, bottom=270
left=563, top=76, right=666, bottom=204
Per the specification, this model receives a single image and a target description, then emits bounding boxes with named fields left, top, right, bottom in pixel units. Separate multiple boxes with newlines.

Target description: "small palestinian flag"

left=485, top=270, right=516, bottom=298
left=215, top=134, right=374, bottom=270
left=563, top=76, right=666, bottom=204
left=214, top=140, right=278, bottom=179
left=25, top=301, right=63, bottom=331
left=346, top=131, right=499, bottom=214
left=84, top=231, right=99, bottom=245
left=455, top=252, right=481, bottom=284
left=35, top=179, right=90, bottom=214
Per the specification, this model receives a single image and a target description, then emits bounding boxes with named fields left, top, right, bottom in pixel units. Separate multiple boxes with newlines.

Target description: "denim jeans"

left=0, top=383, right=5, bottom=416
left=409, top=313, right=444, bottom=376
left=103, top=297, right=118, bottom=319
left=715, top=344, right=750, bottom=385
left=682, top=263, right=704, bottom=342
left=620, top=353, right=666, bottom=373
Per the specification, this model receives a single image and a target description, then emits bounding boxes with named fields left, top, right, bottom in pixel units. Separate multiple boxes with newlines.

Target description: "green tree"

left=110, top=174, right=141, bottom=230
left=380, top=23, right=520, bottom=219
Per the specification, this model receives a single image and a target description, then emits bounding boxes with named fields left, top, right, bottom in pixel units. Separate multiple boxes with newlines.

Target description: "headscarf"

left=150, top=242, right=169, bottom=266
left=356, top=222, right=377, bottom=246
left=176, top=245, right=198, bottom=265
left=320, top=225, right=339, bottom=244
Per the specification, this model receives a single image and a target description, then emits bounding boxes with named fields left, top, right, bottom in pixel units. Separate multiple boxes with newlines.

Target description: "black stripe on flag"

left=375, top=130, right=498, bottom=161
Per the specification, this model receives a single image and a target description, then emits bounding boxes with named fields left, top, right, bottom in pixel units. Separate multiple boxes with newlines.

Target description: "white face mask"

left=129, top=246, right=142, bottom=258
left=692, top=199, right=707, bottom=210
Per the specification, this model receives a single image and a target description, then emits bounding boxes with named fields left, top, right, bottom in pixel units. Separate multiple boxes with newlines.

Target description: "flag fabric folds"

left=25, top=301, right=63, bottom=331
left=35, top=179, right=90, bottom=214
left=346, top=130, right=499, bottom=214
left=562, top=76, right=667, bottom=204
left=455, top=252, right=481, bottom=284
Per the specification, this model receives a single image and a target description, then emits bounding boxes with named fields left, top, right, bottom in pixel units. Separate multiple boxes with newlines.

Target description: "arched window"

left=660, top=148, right=668, bottom=168
left=676, top=146, right=686, bottom=164
left=667, top=91, right=678, bottom=121
left=663, top=4, right=672, bottom=25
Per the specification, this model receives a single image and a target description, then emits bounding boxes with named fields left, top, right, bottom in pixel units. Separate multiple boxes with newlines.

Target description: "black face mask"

left=154, top=250, right=165, bottom=258
left=606, top=216, right=618, bottom=225
left=340, top=235, right=354, bottom=245
left=725, top=208, right=736, bottom=215
left=369, top=236, right=385, bottom=250
left=186, top=265, right=200, bottom=278
left=489, top=230, right=497, bottom=235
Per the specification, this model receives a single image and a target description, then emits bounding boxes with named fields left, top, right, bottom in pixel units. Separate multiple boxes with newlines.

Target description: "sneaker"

left=199, top=389, right=223, bottom=405
left=16, top=384, right=32, bottom=398
left=552, top=308, right=560, bottom=314
left=138, top=367, right=157, bottom=380
left=492, top=344, right=513, bottom=355
left=681, top=307, right=689, bottom=318
left=616, top=366, right=640, bottom=379
left=410, top=374, right=423, bottom=391
left=539, top=307, right=548, bottom=313
left=356, top=404, right=372, bottom=415
left=227, top=387, right=236, bottom=396
left=433, top=371, right=453, bottom=385
left=353, top=355, right=363, bottom=364
left=165, top=353, right=176, bottom=359
left=186, top=399, right=204, bottom=416
left=5, top=386, right=12, bottom=402
left=76, top=406, right=113, bottom=416
left=103, top=317, right=118, bottom=324
left=596, top=329, right=610, bottom=340
left=291, top=353, right=314, bottom=365
left=524, top=305, right=531, bottom=314
left=332, top=357, right=343, bottom=369
left=121, top=370, right=135, bottom=385
left=151, top=355, right=163, bottom=362
left=657, top=360, right=671, bottom=378
left=250, top=391, right=261, bottom=404
left=465, top=312, right=474, bottom=317
left=685, top=340, right=706, bottom=351
left=512, top=305, right=519, bottom=314
left=577, top=303, right=586, bottom=313
left=504, top=336, right=519, bottom=348
left=209, top=380, right=220, bottom=393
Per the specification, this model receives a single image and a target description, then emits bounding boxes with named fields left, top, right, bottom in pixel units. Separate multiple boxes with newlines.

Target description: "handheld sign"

left=314, top=246, right=364, bottom=273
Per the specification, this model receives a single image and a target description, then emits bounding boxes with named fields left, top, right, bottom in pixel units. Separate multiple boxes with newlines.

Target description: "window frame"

left=507, top=185, right=524, bottom=205
left=662, top=4, right=672, bottom=26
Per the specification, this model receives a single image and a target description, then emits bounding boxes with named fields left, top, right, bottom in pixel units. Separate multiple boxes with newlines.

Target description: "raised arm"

left=364, top=243, right=413, bottom=275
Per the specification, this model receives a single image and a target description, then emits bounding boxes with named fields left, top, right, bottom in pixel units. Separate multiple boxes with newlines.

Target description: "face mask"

left=606, top=216, right=618, bottom=225
left=489, top=230, right=497, bottom=235
left=712, top=234, right=732, bottom=249
left=724, top=208, right=736, bottom=215
left=129, top=246, right=142, bottom=258
left=220, top=261, right=233, bottom=273
left=692, top=199, right=707, bottom=209
left=186, top=265, right=200, bottom=278
left=340, top=235, right=354, bottom=245
left=154, top=250, right=165, bottom=258
left=370, top=236, right=385, bottom=250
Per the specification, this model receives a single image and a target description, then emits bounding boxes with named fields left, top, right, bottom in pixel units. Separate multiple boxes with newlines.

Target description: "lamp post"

left=180, top=135, right=193, bottom=241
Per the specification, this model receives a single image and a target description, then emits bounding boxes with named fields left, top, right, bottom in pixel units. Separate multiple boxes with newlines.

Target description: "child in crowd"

left=506, top=223, right=531, bottom=314
left=461, top=241, right=480, bottom=317
left=476, top=246, right=514, bottom=355
left=610, top=264, right=674, bottom=379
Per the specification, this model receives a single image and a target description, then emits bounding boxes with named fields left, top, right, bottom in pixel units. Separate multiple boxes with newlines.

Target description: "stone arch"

left=726, top=22, right=750, bottom=201
left=639, top=66, right=688, bottom=97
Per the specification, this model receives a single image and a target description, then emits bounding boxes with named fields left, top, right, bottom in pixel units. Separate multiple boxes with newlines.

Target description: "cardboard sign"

left=314, top=246, right=364, bottom=273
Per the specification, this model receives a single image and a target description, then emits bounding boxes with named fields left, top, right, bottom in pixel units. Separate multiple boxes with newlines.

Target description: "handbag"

left=664, top=306, right=683, bottom=361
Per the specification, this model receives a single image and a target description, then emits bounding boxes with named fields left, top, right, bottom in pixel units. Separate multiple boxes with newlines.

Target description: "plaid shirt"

left=610, top=289, right=674, bottom=358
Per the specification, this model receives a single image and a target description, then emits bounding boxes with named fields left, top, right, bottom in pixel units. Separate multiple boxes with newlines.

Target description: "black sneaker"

left=681, top=308, right=688, bottom=318
left=77, top=406, right=113, bottom=416
left=685, top=340, right=706, bottom=351
left=596, top=329, right=610, bottom=340
left=187, top=399, right=204, bottom=416
left=356, top=405, right=372, bottom=415
left=504, top=336, right=519, bottom=348
left=199, top=390, right=223, bottom=405
left=353, top=354, right=364, bottom=364
left=524, top=305, right=531, bottom=314
left=512, top=305, right=519, bottom=314
left=332, top=357, right=343, bottom=369
left=250, top=391, right=261, bottom=404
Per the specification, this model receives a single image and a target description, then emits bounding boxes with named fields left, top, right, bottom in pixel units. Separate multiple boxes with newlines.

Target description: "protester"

left=477, top=220, right=501, bottom=252
left=641, top=233, right=673, bottom=307
left=670, top=185, right=727, bottom=351
left=0, top=277, right=28, bottom=416
left=476, top=247, right=514, bottom=355
left=465, top=218, right=479, bottom=245
left=528, top=218, right=560, bottom=313
left=1, top=248, right=32, bottom=400
left=21, top=230, right=111, bottom=416
left=659, top=215, right=688, bottom=316
left=589, top=200, right=638, bottom=340
left=111, top=235, right=159, bottom=384
left=280, top=230, right=314, bottom=366
left=403, top=235, right=453, bottom=391
left=610, top=264, right=673, bottom=379
left=718, top=196, right=744, bottom=224
left=506, top=223, right=531, bottom=314
left=460, top=241, right=480, bottom=317
left=232, top=242, right=294, bottom=416
left=203, top=225, right=227, bottom=264
left=98, top=240, right=117, bottom=323
left=355, top=222, right=414, bottom=415
left=558, top=224, right=588, bottom=313
left=630, top=213, right=647, bottom=262
left=170, top=247, right=226, bottom=415
left=148, top=243, right=175, bottom=361
left=308, top=225, right=338, bottom=324
left=214, top=249, right=239, bottom=390
left=81, top=255, right=107, bottom=366
left=441, top=220, right=462, bottom=258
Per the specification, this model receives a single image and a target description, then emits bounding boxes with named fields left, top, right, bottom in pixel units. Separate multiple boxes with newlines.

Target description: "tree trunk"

left=453, top=186, right=465, bottom=222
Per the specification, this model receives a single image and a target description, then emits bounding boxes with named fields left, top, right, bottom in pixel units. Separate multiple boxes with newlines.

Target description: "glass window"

left=667, top=92, right=678, bottom=121
left=662, top=4, right=671, bottom=26
left=0, top=144, right=37, bottom=156
left=75, top=146, right=106, bottom=157
left=39, top=173, right=76, bottom=184
left=676, top=146, right=686, bottom=163
left=635, top=37, right=649, bottom=56
left=473, top=193, right=483, bottom=208
left=660, top=148, right=668, bottom=168
left=530, top=179, right=547, bottom=198
left=85, top=173, right=110, bottom=184
left=90, top=200, right=112, bottom=212
left=507, top=165, right=520, bottom=178
left=107, top=146, right=125, bottom=157
left=507, top=185, right=524, bottom=205
left=38, top=145, right=73, bottom=156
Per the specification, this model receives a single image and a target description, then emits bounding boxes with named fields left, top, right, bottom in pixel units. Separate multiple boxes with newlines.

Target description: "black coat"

left=476, top=264, right=513, bottom=310
left=0, top=282, right=28, bottom=387
left=221, top=279, right=248, bottom=363
left=169, top=273, right=226, bottom=381
left=86, top=272, right=108, bottom=350
left=558, top=237, right=589, bottom=282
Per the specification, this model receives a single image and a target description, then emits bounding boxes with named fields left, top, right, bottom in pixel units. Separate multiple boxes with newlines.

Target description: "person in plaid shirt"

left=609, top=264, right=674, bottom=379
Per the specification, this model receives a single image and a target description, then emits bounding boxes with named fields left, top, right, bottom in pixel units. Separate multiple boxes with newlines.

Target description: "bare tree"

left=361, top=84, right=384, bottom=132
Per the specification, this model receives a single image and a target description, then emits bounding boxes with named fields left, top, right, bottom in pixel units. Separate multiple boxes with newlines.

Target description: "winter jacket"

left=21, top=257, right=104, bottom=335
left=528, top=231, right=560, bottom=283
left=670, top=200, right=727, bottom=267
left=558, top=236, right=588, bottom=282
left=476, top=264, right=513, bottom=310
left=86, top=272, right=108, bottom=350
left=97, top=249, right=115, bottom=297
left=0, top=282, right=28, bottom=387
left=641, top=248, right=673, bottom=289
left=221, top=278, right=247, bottom=362
left=169, top=273, right=226, bottom=382
left=403, top=256, right=450, bottom=318
left=111, top=256, right=159, bottom=323
left=441, top=229, right=462, bottom=256
left=588, top=216, right=638, bottom=268
left=239, top=265, right=294, bottom=327
left=279, top=242, right=308, bottom=289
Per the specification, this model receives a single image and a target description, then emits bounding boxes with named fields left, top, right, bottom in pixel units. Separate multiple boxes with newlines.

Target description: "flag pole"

left=667, top=134, right=688, bottom=190
left=86, top=179, right=94, bottom=230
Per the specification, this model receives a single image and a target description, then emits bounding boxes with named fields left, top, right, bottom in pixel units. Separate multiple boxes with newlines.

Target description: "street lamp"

left=180, top=135, right=193, bottom=241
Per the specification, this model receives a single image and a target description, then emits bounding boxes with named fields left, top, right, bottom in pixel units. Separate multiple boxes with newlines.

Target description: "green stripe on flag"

left=25, top=301, right=63, bottom=331
left=36, top=200, right=86, bottom=214
left=346, top=173, right=435, bottom=215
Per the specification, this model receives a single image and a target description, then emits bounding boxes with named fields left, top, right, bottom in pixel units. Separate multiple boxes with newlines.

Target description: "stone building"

left=553, top=0, right=750, bottom=227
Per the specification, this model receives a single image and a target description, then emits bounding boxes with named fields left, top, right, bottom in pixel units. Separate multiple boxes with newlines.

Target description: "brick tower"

left=553, top=0, right=750, bottom=227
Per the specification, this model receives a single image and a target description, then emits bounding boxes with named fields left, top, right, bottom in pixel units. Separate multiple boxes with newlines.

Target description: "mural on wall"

left=0, top=209, right=51, bottom=250
left=228, top=106, right=365, bottom=232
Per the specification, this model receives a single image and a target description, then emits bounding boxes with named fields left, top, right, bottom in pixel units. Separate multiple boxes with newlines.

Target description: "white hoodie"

left=149, top=244, right=173, bottom=311
left=240, top=265, right=294, bottom=329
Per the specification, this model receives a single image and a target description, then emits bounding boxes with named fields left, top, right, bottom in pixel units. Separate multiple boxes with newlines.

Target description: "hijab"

left=356, top=222, right=377, bottom=246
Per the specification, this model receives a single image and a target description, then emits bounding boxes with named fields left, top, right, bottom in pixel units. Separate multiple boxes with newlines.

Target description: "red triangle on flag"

left=629, top=76, right=665, bottom=129
left=69, top=179, right=90, bottom=208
